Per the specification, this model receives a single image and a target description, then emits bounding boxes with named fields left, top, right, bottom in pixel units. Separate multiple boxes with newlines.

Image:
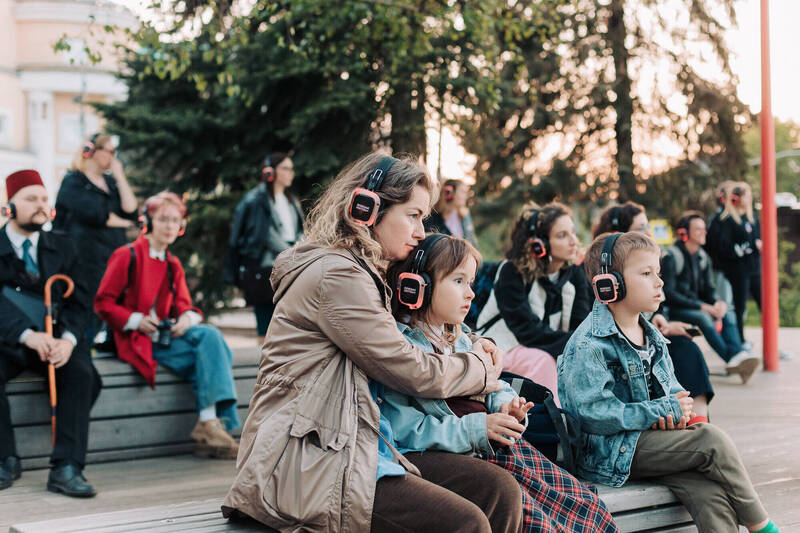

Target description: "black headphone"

left=1, top=203, right=56, bottom=221
left=527, top=210, right=548, bottom=259
left=610, top=206, right=622, bottom=232
left=262, top=155, right=274, bottom=183
left=592, top=232, right=626, bottom=303
left=730, top=186, right=742, bottom=207
left=349, top=156, right=397, bottom=226
left=82, top=133, right=101, bottom=159
left=397, top=233, right=448, bottom=310
left=139, top=203, right=186, bottom=236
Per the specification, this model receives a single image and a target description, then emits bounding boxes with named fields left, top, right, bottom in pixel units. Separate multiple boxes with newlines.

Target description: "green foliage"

left=743, top=118, right=800, bottom=198
left=744, top=237, right=800, bottom=328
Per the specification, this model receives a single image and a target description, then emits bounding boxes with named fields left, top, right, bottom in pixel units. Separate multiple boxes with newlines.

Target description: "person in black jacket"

left=423, top=179, right=478, bottom=247
left=53, top=133, right=138, bottom=345
left=593, top=204, right=714, bottom=418
left=227, top=153, right=304, bottom=344
left=706, top=182, right=762, bottom=342
left=475, top=202, right=590, bottom=404
left=662, top=211, right=758, bottom=384
left=0, top=170, right=101, bottom=496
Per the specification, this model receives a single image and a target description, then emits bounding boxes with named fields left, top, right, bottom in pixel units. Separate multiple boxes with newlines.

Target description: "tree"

left=94, top=0, right=563, bottom=311
left=743, top=118, right=800, bottom=197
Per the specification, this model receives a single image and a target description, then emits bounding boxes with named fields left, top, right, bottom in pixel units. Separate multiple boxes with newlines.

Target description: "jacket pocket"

left=263, top=415, right=350, bottom=530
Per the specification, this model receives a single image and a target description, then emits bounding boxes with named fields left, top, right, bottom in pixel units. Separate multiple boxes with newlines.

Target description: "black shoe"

left=0, top=456, right=21, bottom=490
left=47, top=462, right=96, bottom=498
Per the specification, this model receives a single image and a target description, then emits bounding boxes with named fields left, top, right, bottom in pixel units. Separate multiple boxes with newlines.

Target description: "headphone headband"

left=411, top=234, right=447, bottom=275
left=600, top=232, right=621, bottom=273
left=89, top=133, right=100, bottom=144
left=610, top=206, right=621, bottom=232
left=527, top=210, right=540, bottom=236
left=366, top=156, right=397, bottom=191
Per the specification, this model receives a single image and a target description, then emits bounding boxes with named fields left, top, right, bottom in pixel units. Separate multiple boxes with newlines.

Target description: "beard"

left=18, top=220, right=45, bottom=232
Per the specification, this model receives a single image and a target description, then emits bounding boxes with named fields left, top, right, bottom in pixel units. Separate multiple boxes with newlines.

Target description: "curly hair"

left=304, top=151, right=436, bottom=272
left=505, top=202, right=573, bottom=283
left=592, top=201, right=645, bottom=238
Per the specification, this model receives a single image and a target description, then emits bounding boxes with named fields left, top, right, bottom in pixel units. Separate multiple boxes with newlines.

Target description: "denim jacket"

left=381, top=323, right=519, bottom=458
left=557, top=301, right=685, bottom=487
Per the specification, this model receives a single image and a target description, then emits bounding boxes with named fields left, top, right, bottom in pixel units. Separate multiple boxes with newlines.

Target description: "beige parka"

left=221, top=242, right=501, bottom=532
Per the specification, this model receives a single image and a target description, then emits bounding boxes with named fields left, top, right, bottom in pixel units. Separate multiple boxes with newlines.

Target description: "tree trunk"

left=388, top=73, right=427, bottom=158
left=608, top=0, right=636, bottom=201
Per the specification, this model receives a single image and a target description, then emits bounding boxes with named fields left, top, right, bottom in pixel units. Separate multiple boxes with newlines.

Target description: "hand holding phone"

left=685, top=326, right=702, bottom=337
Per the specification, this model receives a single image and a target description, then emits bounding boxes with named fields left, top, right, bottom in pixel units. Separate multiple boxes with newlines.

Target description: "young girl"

left=383, top=234, right=618, bottom=533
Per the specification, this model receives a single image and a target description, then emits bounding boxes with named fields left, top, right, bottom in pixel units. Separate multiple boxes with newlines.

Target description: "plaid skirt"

left=489, top=440, right=618, bottom=533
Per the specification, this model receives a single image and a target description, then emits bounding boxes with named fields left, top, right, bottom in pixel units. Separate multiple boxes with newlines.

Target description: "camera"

left=156, top=319, right=175, bottom=349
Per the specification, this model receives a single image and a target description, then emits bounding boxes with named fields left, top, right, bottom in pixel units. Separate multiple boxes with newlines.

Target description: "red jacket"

left=95, top=236, right=202, bottom=386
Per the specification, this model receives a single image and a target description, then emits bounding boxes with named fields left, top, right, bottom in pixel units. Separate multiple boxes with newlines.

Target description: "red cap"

left=6, top=170, right=44, bottom=201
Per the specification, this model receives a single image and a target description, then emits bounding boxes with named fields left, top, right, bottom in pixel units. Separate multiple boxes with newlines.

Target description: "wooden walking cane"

left=44, top=274, right=74, bottom=446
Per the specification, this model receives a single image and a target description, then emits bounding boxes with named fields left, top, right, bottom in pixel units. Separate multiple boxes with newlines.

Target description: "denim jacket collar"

left=590, top=300, right=670, bottom=348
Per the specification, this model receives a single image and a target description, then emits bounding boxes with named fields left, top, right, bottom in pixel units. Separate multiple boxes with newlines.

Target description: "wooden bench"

left=7, top=347, right=259, bottom=470
left=8, top=482, right=748, bottom=532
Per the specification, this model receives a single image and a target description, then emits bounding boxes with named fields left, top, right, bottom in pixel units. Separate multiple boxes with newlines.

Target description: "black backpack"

left=465, top=260, right=502, bottom=330
left=500, top=371, right=581, bottom=474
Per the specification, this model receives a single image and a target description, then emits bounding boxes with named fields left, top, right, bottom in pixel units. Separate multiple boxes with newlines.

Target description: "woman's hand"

left=137, top=316, right=159, bottom=334
left=107, top=212, right=134, bottom=228
left=486, top=413, right=525, bottom=446
left=499, top=397, right=534, bottom=422
left=171, top=314, right=192, bottom=338
left=473, top=338, right=503, bottom=371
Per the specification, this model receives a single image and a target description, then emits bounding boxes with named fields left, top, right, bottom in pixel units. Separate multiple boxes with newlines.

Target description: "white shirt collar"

left=149, top=247, right=166, bottom=261
left=5, top=224, right=40, bottom=255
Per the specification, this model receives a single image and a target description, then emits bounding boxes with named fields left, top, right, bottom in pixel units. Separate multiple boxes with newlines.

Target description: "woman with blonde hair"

left=424, top=179, right=478, bottom=246
left=706, top=181, right=762, bottom=340
left=475, top=202, right=592, bottom=404
left=54, top=133, right=138, bottom=343
left=222, top=152, right=521, bottom=533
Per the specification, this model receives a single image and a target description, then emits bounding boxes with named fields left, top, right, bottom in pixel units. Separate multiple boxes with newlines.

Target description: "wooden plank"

left=8, top=363, right=257, bottom=394
left=10, top=377, right=255, bottom=425
left=612, top=504, right=693, bottom=532
left=596, top=481, right=679, bottom=512
left=9, top=499, right=268, bottom=533
left=16, top=407, right=249, bottom=459
left=19, top=443, right=197, bottom=470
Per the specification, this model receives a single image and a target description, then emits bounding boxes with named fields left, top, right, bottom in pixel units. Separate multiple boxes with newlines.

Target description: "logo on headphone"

left=349, top=157, right=397, bottom=226
left=397, top=234, right=447, bottom=310
left=592, top=233, right=626, bottom=304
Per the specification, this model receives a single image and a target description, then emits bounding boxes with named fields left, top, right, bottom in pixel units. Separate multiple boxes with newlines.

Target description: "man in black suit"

left=0, top=169, right=101, bottom=497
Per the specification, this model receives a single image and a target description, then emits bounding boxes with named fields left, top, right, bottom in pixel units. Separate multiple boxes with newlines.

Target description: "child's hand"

left=651, top=414, right=688, bottom=430
left=500, top=397, right=535, bottom=422
left=675, top=391, right=694, bottom=419
left=486, top=413, right=525, bottom=447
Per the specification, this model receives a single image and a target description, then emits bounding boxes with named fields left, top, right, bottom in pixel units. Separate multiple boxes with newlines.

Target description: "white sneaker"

left=780, top=350, right=794, bottom=361
left=742, top=341, right=753, bottom=351
left=725, top=351, right=760, bottom=384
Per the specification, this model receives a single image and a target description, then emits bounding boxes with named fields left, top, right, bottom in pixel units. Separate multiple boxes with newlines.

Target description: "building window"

left=59, top=113, right=98, bottom=153
left=60, top=38, right=89, bottom=66
left=0, top=109, right=11, bottom=147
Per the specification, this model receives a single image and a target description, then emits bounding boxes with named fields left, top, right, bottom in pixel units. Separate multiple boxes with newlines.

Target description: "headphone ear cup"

left=178, top=221, right=186, bottom=236
left=614, top=271, right=626, bottom=301
left=138, top=214, right=150, bottom=234
left=82, top=142, right=95, bottom=159
left=1, top=203, right=15, bottom=219
left=50, top=207, right=56, bottom=221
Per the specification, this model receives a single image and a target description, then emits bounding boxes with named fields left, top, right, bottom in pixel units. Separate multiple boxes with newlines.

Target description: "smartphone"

left=685, top=326, right=702, bottom=337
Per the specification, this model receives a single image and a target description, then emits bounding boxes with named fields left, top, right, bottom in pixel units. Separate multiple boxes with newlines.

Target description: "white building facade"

left=0, top=0, right=136, bottom=200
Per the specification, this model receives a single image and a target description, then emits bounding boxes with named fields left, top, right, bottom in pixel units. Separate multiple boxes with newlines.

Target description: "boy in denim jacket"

left=558, top=232, right=778, bottom=533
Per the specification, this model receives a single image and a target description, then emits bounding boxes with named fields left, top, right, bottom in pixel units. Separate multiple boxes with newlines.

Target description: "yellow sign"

left=650, top=218, right=673, bottom=245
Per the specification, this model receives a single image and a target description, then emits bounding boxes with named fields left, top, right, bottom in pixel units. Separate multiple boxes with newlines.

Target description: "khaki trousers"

left=630, top=423, right=767, bottom=532
left=371, top=451, right=523, bottom=533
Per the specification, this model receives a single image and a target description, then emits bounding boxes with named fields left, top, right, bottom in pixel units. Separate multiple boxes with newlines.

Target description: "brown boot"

left=190, top=418, right=239, bottom=459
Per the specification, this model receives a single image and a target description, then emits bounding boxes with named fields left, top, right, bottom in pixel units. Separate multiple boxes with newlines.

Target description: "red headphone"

left=592, top=233, right=626, bottom=303
left=677, top=228, right=688, bottom=242
left=527, top=210, right=548, bottom=259
left=730, top=186, right=742, bottom=207
left=262, top=156, right=274, bottom=183
left=82, top=133, right=100, bottom=159
left=443, top=184, right=455, bottom=202
left=139, top=197, right=187, bottom=236
left=397, top=234, right=448, bottom=310
left=1, top=203, right=56, bottom=221
left=349, top=156, right=397, bottom=226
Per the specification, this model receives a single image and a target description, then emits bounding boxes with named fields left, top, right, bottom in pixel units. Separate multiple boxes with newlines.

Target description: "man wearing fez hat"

left=0, top=170, right=101, bottom=496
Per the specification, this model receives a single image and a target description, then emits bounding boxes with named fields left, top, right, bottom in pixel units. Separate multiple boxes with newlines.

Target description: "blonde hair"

left=584, top=231, right=661, bottom=281
left=305, top=151, right=437, bottom=271
left=720, top=181, right=754, bottom=225
left=70, top=133, right=113, bottom=174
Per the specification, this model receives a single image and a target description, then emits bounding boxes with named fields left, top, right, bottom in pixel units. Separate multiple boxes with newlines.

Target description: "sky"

left=113, top=0, right=800, bottom=180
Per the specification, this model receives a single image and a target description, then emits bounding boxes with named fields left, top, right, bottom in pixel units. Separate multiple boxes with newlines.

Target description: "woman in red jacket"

left=95, top=191, right=239, bottom=458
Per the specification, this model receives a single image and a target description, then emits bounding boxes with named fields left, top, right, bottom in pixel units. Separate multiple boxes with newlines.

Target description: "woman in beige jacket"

left=222, top=153, right=521, bottom=532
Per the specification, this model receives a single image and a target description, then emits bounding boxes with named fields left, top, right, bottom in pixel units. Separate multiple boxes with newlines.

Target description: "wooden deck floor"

left=2, top=327, right=799, bottom=532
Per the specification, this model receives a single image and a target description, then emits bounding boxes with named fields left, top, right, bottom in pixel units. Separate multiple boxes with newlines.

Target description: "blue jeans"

left=669, top=308, right=743, bottom=362
left=153, top=324, right=240, bottom=431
